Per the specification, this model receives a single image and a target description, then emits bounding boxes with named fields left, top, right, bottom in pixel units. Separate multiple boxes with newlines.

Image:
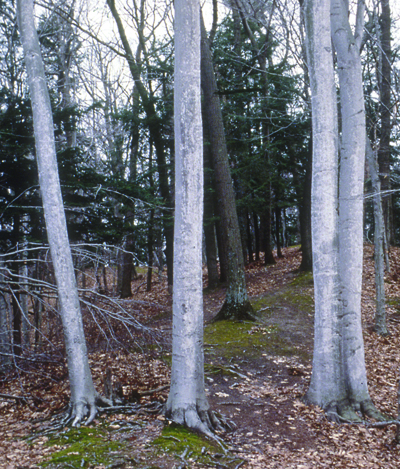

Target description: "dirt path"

left=1, top=246, right=400, bottom=468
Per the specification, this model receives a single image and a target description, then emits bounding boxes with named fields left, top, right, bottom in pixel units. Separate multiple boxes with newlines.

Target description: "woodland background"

left=1, top=0, right=400, bottom=467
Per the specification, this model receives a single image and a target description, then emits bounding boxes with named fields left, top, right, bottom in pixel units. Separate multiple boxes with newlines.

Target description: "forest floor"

left=2, top=245, right=400, bottom=468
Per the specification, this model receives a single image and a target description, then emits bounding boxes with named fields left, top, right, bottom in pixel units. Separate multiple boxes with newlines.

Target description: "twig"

left=0, top=392, right=32, bottom=401
left=366, top=420, right=400, bottom=428
left=139, top=384, right=169, bottom=396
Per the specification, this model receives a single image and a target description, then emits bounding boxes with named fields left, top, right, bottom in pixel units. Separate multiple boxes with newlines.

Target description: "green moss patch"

left=41, top=425, right=124, bottom=468
left=204, top=320, right=296, bottom=360
left=152, top=423, right=241, bottom=468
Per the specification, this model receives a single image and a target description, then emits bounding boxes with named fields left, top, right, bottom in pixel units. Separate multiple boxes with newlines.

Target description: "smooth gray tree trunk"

left=166, top=0, right=215, bottom=435
left=304, top=0, right=345, bottom=413
left=17, top=0, right=104, bottom=425
left=305, top=0, right=384, bottom=422
left=331, top=0, right=380, bottom=418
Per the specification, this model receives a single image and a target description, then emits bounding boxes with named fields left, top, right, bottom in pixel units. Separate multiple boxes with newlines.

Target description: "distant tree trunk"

left=246, top=211, right=254, bottom=263
left=166, top=0, right=214, bottom=434
left=106, top=0, right=174, bottom=289
left=203, top=115, right=220, bottom=288
left=275, top=206, right=283, bottom=258
left=146, top=213, right=154, bottom=292
left=11, top=286, right=21, bottom=356
left=261, top=210, right=276, bottom=265
left=378, top=0, right=392, bottom=246
left=204, top=213, right=219, bottom=289
left=118, top=236, right=133, bottom=299
left=214, top=217, right=228, bottom=282
left=253, top=212, right=260, bottom=261
left=20, top=244, right=30, bottom=349
left=17, top=0, right=105, bottom=425
left=200, top=15, right=254, bottom=321
left=366, top=140, right=388, bottom=335
left=299, top=142, right=313, bottom=272
left=0, top=262, right=11, bottom=368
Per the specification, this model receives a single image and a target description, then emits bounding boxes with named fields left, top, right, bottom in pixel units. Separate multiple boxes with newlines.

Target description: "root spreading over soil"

left=1, top=245, right=400, bottom=468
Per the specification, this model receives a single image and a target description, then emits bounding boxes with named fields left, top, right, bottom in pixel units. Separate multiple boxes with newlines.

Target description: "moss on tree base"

left=212, top=298, right=257, bottom=322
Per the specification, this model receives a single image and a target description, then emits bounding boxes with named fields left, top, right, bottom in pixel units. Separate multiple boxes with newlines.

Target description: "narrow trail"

left=1, top=246, right=400, bottom=468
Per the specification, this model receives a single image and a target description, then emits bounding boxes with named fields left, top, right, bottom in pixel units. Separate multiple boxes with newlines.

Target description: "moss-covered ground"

left=40, top=425, right=125, bottom=468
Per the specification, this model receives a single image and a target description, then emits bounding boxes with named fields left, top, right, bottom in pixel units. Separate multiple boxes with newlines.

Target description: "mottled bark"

left=305, top=0, right=384, bottom=421
left=166, top=0, right=215, bottom=434
left=304, top=0, right=344, bottom=411
left=17, top=0, right=107, bottom=425
left=332, top=0, right=379, bottom=417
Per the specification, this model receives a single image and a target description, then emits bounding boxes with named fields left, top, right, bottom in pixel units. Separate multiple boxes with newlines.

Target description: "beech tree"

left=17, top=0, right=109, bottom=425
left=304, top=0, right=384, bottom=420
left=165, top=0, right=215, bottom=434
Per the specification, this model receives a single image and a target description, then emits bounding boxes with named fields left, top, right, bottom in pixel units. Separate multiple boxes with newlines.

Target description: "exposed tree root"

left=165, top=403, right=235, bottom=446
left=69, top=393, right=113, bottom=427
left=212, top=299, right=257, bottom=322
left=323, top=398, right=387, bottom=424
left=359, top=398, right=388, bottom=421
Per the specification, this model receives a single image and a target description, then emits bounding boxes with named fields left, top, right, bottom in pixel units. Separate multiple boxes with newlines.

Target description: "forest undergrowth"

left=1, top=245, right=400, bottom=468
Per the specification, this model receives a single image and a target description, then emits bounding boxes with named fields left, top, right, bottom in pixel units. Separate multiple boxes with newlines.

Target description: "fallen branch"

left=139, top=384, right=169, bottom=396
left=0, top=392, right=32, bottom=401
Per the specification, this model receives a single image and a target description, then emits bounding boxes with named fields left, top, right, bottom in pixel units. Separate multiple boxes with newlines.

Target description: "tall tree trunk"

left=304, top=0, right=345, bottom=412
left=17, top=0, right=106, bottom=425
left=200, top=15, right=254, bottom=321
left=305, top=0, right=384, bottom=421
left=331, top=0, right=380, bottom=418
left=166, top=0, right=214, bottom=434
left=366, top=140, right=388, bottom=335
left=378, top=0, right=392, bottom=246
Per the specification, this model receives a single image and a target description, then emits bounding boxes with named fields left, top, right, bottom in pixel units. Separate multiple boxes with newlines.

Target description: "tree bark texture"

left=305, top=0, right=384, bottom=421
left=304, top=0, right=344, bottom=411
left=17, top=0, right=100, bottom=425
left=331, top=0, right=377, bottom=415
left=166, top=0, right=213, bottom=434
left=200, top=15, right=254, bottom=321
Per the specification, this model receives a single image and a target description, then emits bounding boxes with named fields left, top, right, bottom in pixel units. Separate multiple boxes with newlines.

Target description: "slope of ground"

left=1, top=245, right=400, bottom=468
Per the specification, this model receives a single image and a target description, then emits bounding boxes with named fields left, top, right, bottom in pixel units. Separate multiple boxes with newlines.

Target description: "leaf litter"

left=1, top=245, right=400, bottom=467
